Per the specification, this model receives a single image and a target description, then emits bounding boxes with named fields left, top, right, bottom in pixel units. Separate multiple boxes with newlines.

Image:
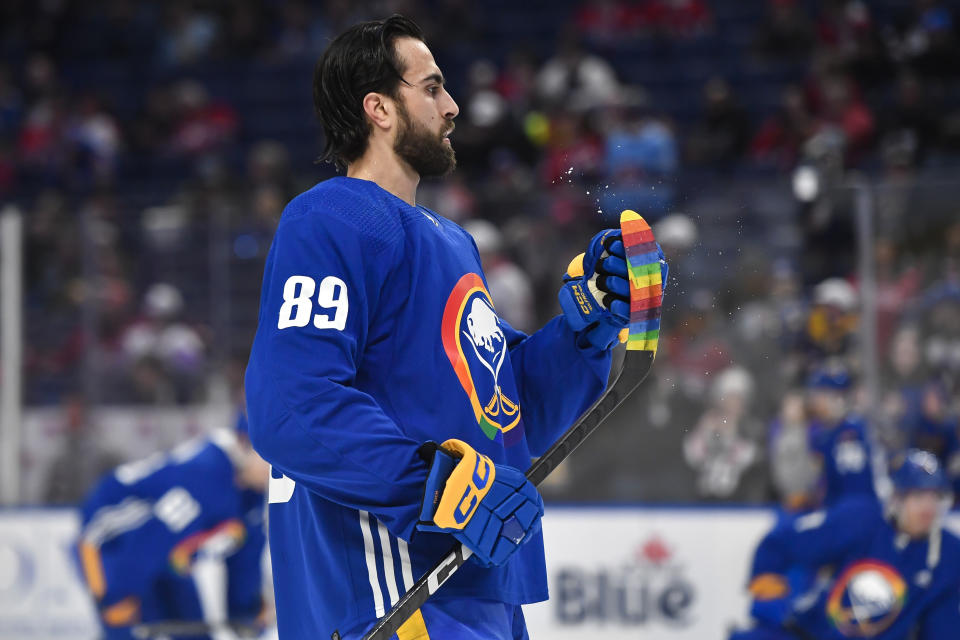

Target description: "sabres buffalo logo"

left=442, top=273, right=524, bottom=445
left=827, top=560, right=907, bottom=637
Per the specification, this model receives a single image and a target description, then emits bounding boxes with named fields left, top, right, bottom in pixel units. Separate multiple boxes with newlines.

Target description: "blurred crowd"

left=3, top=0, right=959, bottom=505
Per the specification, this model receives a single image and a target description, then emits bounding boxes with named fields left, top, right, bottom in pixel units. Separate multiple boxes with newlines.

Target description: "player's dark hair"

left=313, top=15, right=425, bottom=171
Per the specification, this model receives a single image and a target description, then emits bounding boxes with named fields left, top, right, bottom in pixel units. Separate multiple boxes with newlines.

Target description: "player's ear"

left=362, top=92, right=393, bottom=132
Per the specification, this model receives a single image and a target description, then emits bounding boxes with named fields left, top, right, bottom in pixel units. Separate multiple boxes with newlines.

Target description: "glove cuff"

left=417, top=439, right=496, bottom=531
left=417, top=442, right=457, bottom=524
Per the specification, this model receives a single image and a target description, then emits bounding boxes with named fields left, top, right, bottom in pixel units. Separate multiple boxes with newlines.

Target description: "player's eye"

left=427, top=86, right=439, bottom=95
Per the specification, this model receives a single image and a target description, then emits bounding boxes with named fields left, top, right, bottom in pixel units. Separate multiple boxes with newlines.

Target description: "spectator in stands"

left=899, top=381, right=958, bottom=468
left=574, top=0, right=645, bottom=47
left=754, top=0, right=816, bottom=59
left=801, top=278, right=859, bottom=368
left=449, top=59, right=529, bottom=177
left=120, top=283, right=207, bottom=404
left=685, top=76, right=750, bottom=168
left=130, top=83, right=178, bottom=155
left=541, top=109, right=605, bottom=191
left=880, top=73, right=939, bottom=171
left=168, top=80, right=238, bottom=157
left=815, top=0, right=891, bottom=88
left=812, top=73, right=875, bottom=163
left=477, top=149, right=539, bottom=228
left=915, top=284, right=960, bottom=400
left=65, top=94, right=123, bottom=186
left=751, top=85, right=817, bottom=169
left=864, top=239, right=923, bottom=350
left=885, top=325, right=926, bottom=391
left=23, top=189, right=69, bottom=307
left=535, top=32, right=620, bottom=110
left=22, top=52, right=59, bottom=104
left=683, top=366, right=768, bottom=501
left=419, top=172, right=477, bottom=223
left=17, top=92, right=67, bottom=180
left=496, top=49, right=539, bottom=118
left=600, top=102, right=678, bottom=220
left=463, top=219, right=536, bottom=333
left=158, top=0, right=220, bottom=66
left=665, top=290, right=734, bottom=397
left=768, top=390, right=821, bottom=511
left=889, top=0, right=960, bottom=80
left=877, top=324, right=925, bottom=448
left=638, top=0, right=712, bottom=39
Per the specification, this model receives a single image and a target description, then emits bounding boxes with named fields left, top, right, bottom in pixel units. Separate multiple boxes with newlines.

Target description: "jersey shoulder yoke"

left=281, top=177, right=405, bottom=257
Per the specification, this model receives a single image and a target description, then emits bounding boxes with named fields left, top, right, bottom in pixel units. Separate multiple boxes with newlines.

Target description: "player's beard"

left=394, top=101, right=456, bottom=178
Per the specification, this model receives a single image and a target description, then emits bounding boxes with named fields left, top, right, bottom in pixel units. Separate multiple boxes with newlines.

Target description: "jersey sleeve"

left=750, top=497, right=880, bottom=577
left=501, top=315, right=613, bottom=457
left=245, top=203, right=427, bottom=541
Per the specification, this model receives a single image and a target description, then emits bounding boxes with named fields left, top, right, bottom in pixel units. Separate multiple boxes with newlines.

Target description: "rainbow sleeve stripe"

left=168, top=518, right=246, bottom=575
left=620, top=210, right=662, bottom=354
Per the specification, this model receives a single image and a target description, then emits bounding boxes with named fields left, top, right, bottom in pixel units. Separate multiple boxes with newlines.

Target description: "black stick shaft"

left=360, top=349, right=654, bottom=640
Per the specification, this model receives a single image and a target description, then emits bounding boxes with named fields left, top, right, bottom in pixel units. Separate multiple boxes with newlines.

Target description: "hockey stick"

left=360, top=211, right=662, bottom=640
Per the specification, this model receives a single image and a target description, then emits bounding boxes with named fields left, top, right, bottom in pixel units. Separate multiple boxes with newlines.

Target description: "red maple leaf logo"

left=638, top=535, right=671, bottom=565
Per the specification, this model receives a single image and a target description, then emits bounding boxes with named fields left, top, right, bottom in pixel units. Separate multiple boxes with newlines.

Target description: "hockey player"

left=806, top=365, right=877, bottom=505
left=244, top=14, right=666, bottom=640
left=76, top=413, right=271, bottom=640
left=733, top=449, right=960, bottom=640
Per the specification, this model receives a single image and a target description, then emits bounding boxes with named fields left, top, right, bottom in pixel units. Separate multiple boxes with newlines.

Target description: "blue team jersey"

left=749, top=497, right=960, bottom=640
left=77, top=431, right=265, bottom=632
left=245, top=177, right=612, bottom=636
left=810, top=415, right=877, bottom=505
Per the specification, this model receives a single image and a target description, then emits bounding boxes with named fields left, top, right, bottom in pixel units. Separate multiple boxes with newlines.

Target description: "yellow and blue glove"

left=416, top=439, right=543, bottom=568
left=559, top=227, right=668, bottom=350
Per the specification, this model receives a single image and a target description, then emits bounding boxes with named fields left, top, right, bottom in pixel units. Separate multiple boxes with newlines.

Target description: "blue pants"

left=343, top=599, right=529, bottom=640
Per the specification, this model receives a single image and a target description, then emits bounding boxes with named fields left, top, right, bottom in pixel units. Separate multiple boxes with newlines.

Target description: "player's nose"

left=441, top=89, right=459, bottom=120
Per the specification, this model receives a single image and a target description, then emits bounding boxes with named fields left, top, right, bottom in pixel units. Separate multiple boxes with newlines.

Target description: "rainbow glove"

left=416, top=439, right=543, bottom=568
left=559, top=221, right=668, bottom=350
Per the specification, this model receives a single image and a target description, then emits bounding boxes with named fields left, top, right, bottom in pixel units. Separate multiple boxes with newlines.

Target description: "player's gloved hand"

left=748, top=573, right=793, bottom=627
left=416, top=439, right=543, bottom=568
left=559, top=227, right=668, bottom=350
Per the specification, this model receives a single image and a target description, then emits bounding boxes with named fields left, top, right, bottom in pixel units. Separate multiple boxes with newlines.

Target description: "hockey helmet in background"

left=890, top=449, right=949, bottom=493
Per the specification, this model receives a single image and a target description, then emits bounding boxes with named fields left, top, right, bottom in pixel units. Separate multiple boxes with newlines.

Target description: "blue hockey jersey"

left=244, top=177, right=612, bottom=636
left=810, top=415, right=877, bottom=505
left=748, top=496, right=960, bottom=639
left=77, top=430, right=266, bottom=634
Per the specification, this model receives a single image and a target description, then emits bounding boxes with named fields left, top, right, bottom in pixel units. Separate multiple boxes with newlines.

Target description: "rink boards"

left=2, top=507, right=959, bottom=640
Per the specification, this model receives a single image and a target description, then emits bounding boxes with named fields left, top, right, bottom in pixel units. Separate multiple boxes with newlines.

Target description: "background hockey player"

left=732, top=449, right=960, bottom=640
left=75, top=412, right=271, bottom=640
left=806, top=364, right=877, bottom=506
left=244, top=14, right=666, bottom=640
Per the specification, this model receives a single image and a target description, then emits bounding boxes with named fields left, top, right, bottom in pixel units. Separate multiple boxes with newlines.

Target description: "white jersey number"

left=155, top=487, right=201, bottom=532
left=268, top=467, right=296, bottom=504
left=277, top=275, right=349, bottom=330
